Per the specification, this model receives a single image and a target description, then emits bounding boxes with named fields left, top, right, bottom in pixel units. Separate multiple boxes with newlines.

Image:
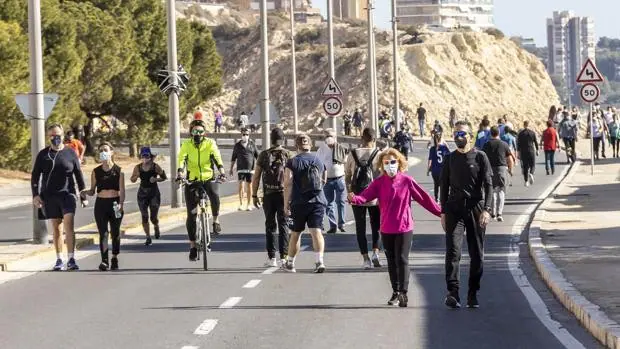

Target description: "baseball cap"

left=140, top=146, right=155, bottom=158
left=295, top=134, right=312, bottom=150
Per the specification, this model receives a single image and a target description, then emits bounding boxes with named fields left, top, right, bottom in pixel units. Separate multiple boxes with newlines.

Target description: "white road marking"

left=193, top=319, right=218, bottom=335
left=261, top=267, right=278, bottom=275
left=300, top=244, right=309, bottom=251
left=242, top=279, right=261, bottom=288
left=181, top=346, right=199, bottom=349
left=508, top=166, right=586, bottom=349
left=7, top=216, right=27, bottom=220
left=218, top=296, right=242, bottom=309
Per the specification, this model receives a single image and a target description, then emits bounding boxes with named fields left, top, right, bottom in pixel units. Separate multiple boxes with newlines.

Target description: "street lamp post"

left=28, top=0, right=48, bottom=244
left=260, top=0, right=270, bottom=149
left=166, top=0, right=182, bottom=208
left=391, top=0, right=400, bottom=130
left=327, top=0, right=337, bottom=138
left=290, top=0, right=299, bottom=134
left=367, top=0, right=377, bottom=130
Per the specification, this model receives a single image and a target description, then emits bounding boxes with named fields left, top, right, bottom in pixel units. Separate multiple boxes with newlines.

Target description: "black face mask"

left=454, top=137, right=468, bottom=149
left=193, top=135, right=203, bottom=144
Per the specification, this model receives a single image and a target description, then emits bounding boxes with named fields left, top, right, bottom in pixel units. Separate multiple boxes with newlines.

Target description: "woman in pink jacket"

left=348, top=148, right=441, bottom=307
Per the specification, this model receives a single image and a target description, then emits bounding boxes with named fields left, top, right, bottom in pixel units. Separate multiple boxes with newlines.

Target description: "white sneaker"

left=525, top=181, right=530, bottom=187
left=363, top=259, right=372, bottom=270
left=371, top=252, right=382, bottom=267
left=279, top=259, right=287, bottom=267
left=246, top=206, right=253, bottom=211
left=528, top=173, right=535, bottom=185
left=264, top=258, right=278, bottom=267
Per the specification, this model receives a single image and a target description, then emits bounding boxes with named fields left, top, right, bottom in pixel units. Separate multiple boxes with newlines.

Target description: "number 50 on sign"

left=580, top=83, right=600, bottom=103
left=323, top=96, right=343, bottom=116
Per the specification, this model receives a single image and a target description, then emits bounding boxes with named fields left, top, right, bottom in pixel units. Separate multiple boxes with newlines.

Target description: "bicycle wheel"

left=195, top=215, right=203, bottom=261
left=200, top=212, right=209, bottom=270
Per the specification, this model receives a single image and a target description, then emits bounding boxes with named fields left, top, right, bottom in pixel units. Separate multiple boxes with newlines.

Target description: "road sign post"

left=577, top=59, right=604, bottom=176
left=323, top=96, right=343, bottom=116
left=322, top=78, right=343, bottom=137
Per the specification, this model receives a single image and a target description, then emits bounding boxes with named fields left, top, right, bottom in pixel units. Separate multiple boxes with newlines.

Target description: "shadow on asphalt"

left=143, top=304, right=409, bottom=311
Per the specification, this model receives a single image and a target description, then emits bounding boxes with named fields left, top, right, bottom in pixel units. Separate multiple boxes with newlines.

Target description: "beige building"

left=396, top=0, right=494, bottom=30
left=332, top=0, right=368, bottom=20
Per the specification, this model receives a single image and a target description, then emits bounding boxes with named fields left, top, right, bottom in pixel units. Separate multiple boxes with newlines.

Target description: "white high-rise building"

left=546, top=11, right=596, bottom=102
left=396, top=0, right=494, bottom=31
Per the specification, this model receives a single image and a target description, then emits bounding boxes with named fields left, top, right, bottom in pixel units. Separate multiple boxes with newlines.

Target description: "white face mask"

left=325, top=137, right=335, bottom=146
left=242, top=135, right=249, bottom=142
left=383, top=163, right=398, bottom=177
left=99, top=151, right=111, bottom=161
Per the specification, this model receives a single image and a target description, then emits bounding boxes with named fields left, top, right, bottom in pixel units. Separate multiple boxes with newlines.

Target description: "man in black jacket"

left=516, top=120, right=539, bottom=187
left=230, top=128, right=259, bottom=211
left=440, top=121, right=493, bottom=309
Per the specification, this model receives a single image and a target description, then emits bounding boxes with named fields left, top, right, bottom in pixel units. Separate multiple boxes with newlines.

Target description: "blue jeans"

left=418, top=119, right=425, bottom=137
left=323, top=177, right=346, bottom=229
left=544, top=150, right=555, bottom=174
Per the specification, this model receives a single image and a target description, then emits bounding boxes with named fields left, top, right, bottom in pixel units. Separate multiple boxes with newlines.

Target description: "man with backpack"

left=393, top=123, right=413, bottom=158
left=345, top=128, right=382, bottom=269
left=252, top=128, right=293, bottom=267
left=283, top=134, right=328, bottom=273
left=316, top=129, right=348, bottom=234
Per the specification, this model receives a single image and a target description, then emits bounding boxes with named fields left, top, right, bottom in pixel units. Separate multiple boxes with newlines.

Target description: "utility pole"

left=339, top=0, right=342, bottom=20
left=260, top=0, right=270, bottom=149
left=327, top=0, right=337, bottom=138
left=391, top=0, right=400, bottom=130
left=290, top=0, right=299, bottom=134
left=367, top=0, right=377, bottom=130
left=166, top=0, right=182, bottom=208
left=28, top=0, right=48, bottom=244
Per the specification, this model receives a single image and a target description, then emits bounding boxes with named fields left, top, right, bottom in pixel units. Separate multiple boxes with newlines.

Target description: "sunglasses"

left=141, top=154, right=151, bottom=159
left=191, top=129, right=205, bottom=135
left=454, top=131, right=468, bottom=138
left=242, top=133, right=249, bottom=136
left=382, top=159, right=398, bottom=165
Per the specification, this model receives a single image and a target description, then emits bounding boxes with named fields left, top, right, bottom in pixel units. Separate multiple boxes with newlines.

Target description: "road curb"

left=527, top=161, right=620, bottom=349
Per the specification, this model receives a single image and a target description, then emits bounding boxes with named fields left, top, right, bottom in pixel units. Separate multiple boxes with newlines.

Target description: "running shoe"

left=363, top=259, right=372, bottom=270
left=371, top=252, right=382, bottom=268
left=444, top=291, right=461, bottom=309
left=110, top=257, right=119, bottom=271
left=99, top=261, right=109, bottom=271
left=213, top=222, right=222, bottom=235
left=497, top=215, right=504, bottom=222
left=387, top=292, right=399, bottom=306
left=283, top=261, right=296, bottom=273
left=398, top=293, right=409, bottom=308
left=264, top=258, right=278, bottom=267
left=66, top=258, right=79, bottom=271
left=189, top=247, right=198, bottom=261
left=467, top=291, right=479, bottom=309
left=145, top=237, right=152, bottom=246
left=154, top=225, right=161, bottom=239
left=246, top=206, right=253, bottom=211
left=528, top=173, right=535, bottom=185
left=279, top=259, right=287, bottom=267
left=313, top=262, right=326, bottom=273
left=338, top=226, right=346, bottom=233
left=52, top=258, right=64, bottom=271
left=326, top=227, right=337, bottom=235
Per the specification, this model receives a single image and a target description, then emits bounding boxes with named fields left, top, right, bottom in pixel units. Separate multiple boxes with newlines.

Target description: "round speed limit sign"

left=323, top=96, right=343, bottom=116
left=580, top=83, right=600, bottom=103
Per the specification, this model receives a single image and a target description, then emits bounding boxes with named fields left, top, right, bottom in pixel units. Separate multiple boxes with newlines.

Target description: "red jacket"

left=542, top=127, right=558, bottom=151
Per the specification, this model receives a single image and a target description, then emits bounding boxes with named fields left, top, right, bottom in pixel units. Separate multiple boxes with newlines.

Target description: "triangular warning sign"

left=576, top=58, right=604, bottom=83
left=15, top=93, right=59, bottom=120
left=321, top=77, right=343, bottom=96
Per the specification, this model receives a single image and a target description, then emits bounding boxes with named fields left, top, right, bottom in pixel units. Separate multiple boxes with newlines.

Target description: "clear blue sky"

left=313, top=0, right=618, bottom=47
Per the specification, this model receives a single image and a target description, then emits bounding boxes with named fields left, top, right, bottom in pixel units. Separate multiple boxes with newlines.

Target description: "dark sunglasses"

left=382, top=159, right=398, bottom=165
left=191, top=129, right=205, bottom=135
left=242, top=133, right=249, bottom=136
left=454, top=131, right=468, bottom=138
left=141, top=154, right=151, bottom=159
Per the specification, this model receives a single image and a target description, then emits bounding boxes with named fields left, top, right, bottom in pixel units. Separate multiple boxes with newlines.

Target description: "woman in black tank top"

left=82, top=142, right=126, bottom=271
left=130, top=147, right=167, bottom=245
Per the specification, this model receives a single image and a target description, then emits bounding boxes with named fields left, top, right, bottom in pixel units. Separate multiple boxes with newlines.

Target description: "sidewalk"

left=529, top=157, right=620, bottom=348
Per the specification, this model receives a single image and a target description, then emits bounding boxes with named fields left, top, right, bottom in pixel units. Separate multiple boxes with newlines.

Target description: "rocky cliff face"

left=195, top=13, right=559, bottom=133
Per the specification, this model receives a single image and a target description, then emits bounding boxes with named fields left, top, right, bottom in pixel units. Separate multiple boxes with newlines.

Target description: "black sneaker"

left=326, top=227, right=337, bottom=235
left=338, top=226, right=346, bottom=233
left=387, top=292, right=400, bottom=306
left=189, top=247, right=198, bottom=261
left=467, top=291, right=479, bottom=309
left=444, top=291, right=461, bottom=309
left=154, top=225, right=160, bottom=239
left=398, top=293, right=408, bottom=308
left=213, top=222, right=222, bottom=235
left=98, top=261, right=109, bottom=271
left=110, top=257, right=119, bottom=271
left=145, top=237, right=152, bottom=246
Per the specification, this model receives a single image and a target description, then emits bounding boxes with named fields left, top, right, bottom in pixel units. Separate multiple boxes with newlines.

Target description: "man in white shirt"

left=317, top=129, right=348, bottom=234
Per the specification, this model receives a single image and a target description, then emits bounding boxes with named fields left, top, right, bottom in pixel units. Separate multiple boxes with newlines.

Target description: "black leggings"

left=382, top=232, right=413, bottom=294
left=612, top=137, right=620, bottom=156
left=352, top=205, right=381, bottom=255
left=138, top=189, right=161, bottom=225
left=94, top=197, right=123, bottom=258
left=185, top=181, right=220, bottom=241
left=593, top=137, right=602, bottom=159
left=431, top=172, right=440, bottom=201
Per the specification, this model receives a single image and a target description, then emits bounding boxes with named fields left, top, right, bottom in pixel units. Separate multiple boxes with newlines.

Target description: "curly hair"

left=376, top=148, right=408, bottom=174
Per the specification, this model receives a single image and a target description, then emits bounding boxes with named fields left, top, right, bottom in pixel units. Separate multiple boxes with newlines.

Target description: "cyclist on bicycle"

left=177, top=119, right=226, bottom=261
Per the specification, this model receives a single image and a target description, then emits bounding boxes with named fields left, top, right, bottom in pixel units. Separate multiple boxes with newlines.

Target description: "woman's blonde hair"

left=376, top=148, right=408, bottom=174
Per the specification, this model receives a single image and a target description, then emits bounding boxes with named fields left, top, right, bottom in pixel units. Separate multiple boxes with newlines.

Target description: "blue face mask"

left=50, top=135, right=62, bottom=147
left=99, top=152, right=111, bottom=161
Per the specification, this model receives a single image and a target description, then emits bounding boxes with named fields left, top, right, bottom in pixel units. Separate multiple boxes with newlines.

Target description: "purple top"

left=350, top=172, right=442, bottom=234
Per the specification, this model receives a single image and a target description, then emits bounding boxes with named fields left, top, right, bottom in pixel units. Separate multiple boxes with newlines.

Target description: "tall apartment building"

left=396, top=0, right=494, bottom=30
left=332, top=0, right=368, bottom=20
left=546, top=11, right=596, bottom=98
left=250, top=0, right=309, bottom=11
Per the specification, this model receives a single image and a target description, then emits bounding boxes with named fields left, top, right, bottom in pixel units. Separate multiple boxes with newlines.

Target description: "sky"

left=313, top=0, right=619, bottom=47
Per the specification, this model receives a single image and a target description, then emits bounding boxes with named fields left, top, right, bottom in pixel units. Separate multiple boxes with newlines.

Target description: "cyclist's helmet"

left=189, top=119, right=207, bottom=133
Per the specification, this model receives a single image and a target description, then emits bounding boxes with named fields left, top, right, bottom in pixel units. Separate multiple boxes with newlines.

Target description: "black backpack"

left=350, top=149, right=379, bottom=194
left=297, top=156, right=323, bottom=194
left=262, top=149, right=287, bottom=191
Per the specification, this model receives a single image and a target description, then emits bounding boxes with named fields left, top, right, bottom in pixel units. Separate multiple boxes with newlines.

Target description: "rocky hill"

left=186, top=8, right=559, bottom=133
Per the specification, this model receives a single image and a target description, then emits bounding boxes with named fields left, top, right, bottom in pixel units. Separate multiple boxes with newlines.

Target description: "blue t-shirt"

left=286, top=152, right=327, bottom=207
left=475, top=129, right=491, bottom=149
left=498, top=124, right=506, bottom=137
left=501, top=133, right=517, bottom=151
left=428, top=144, right=451, bottom=176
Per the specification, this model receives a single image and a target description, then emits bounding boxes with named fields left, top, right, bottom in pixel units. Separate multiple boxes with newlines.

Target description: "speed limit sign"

left=580, top=83, right=600, bottom=103
left=323, top=96, right=343, bottom=116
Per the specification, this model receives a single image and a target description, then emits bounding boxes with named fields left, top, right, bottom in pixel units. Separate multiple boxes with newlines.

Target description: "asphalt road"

left=0, top=149, right=239, bottom=243
left=0, top=146, right=604, bottom=349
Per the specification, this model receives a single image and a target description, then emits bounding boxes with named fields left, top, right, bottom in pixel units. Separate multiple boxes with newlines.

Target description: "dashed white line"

left=261, top=267, right=278, bottom=275
left=7, top=216, right=27, bottom=220
left=218, top=296, right=242, bottom=309
left=242, top=279, right=261, bottom=288
left=181, top=346, right=199, bottom=349
left=193, top=319, right=218, bottom=335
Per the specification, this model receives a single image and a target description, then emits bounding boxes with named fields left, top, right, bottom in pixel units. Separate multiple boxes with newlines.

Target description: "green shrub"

left=296, top=27, right=321, bottom=45
left=485, top=28, right=505, bottom=40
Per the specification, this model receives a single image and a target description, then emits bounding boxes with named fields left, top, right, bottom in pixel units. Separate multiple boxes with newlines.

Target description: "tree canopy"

left=0, top=0, right=222, bottom=170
